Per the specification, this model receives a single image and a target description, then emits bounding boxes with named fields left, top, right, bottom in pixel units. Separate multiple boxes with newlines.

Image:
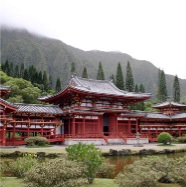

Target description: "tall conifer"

left=96, top=62, right=105, bottom=80
left=55, top=77, right=62, bottom=92
left=115, top=62, right=124, bottom=90
left=173, top=75, right=180, bottom=102
left=125, top=61, right=134, bottom=92
left=71, top=62, right=76, bottom=74
left=82, top=67, right=88, bottom=78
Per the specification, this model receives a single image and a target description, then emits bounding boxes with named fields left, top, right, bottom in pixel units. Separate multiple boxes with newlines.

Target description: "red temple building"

left=1, top=75, right=186, bottom=146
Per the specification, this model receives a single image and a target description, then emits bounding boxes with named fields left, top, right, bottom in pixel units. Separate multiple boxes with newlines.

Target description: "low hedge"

left=24, top=136, right=49, bottom=146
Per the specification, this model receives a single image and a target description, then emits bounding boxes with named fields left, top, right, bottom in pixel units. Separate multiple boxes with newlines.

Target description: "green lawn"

left=1, top=177, right=181, bottom=187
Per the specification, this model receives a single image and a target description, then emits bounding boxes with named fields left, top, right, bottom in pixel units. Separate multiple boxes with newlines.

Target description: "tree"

left=125, top=61, right=134, bottom=92
left=14, top=65, right=20, bottom=78
left=66, top=143, right=104, bottom=184
left=23, top=68, right=29, bottom=80
left=115, top=62, right=124, bottom=90
left=173, top=75, right=180, bottom=102
left=96, top=62, right=105, bottom=80
left=139, top=84, right=145, bottom=93
left=110, top=74, right=115, bottom=84
left=157, top=69, right=167, bottom=102
left=42, top=70, right=49, bottom=91
left=48, top=75, right=53, bottom=90
left=134, top=84, right=139, bottom=92
left=157, top=132, right=172, bottom=145
left=55, top=77, right=62, bottom=92
left=71, top=62, right=76, bottom=74
left=19, top=63, right=25, bottom=78
left=82, top=67, right=88, bottom=78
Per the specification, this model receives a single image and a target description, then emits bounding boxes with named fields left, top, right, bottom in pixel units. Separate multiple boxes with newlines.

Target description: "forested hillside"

left=1, top=27, right=186, bottom=101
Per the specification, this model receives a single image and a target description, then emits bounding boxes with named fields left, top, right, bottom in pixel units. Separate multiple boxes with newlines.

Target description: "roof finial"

left=71, top=73, right=77, bottom=78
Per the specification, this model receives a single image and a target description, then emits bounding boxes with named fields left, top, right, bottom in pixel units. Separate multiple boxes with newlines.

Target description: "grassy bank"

left=1, top=177, right=181, bottom=187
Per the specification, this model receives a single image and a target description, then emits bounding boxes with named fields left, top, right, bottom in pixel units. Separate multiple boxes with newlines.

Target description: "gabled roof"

left=39, top=75, right=151, bottom=103
left=152, top=101, right=186, bottom=109
left=14, top=103, right=63, bottom=115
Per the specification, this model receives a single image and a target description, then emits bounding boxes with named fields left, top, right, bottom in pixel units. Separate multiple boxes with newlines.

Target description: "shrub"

left=115, top=155, right=186, bottom=187
left=157, top=132, right=172, bottom=144
left=5, top=154, right=39, bottom=178
left=65, top=143, right=104, bottom=184
left=25, top=136, right=49, bottom=146
left=177, top=136, right=186, bottom=143
left=98, top=162, right=115, bottom=178
left=22, top=157, right=88, bottom=187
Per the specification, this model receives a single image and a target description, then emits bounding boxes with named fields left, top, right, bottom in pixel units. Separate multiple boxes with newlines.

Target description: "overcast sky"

left=1, top=0, right=186, bottom=79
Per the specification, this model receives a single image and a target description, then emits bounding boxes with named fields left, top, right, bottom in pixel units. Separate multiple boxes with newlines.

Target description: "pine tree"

left=9, top=62, right=14, bottom=77
left=38, top=71, right=43, bottom=84
left=43, top=71, right=49, bottom=91
left=82, top=67, right=88, bottom=78
left=125, top=61, right=134, bottom=92
left=23, top=68, right=29, bottom=80
left=115, top=62, right=124, bottom=90
left=4, top=60, right=10, bottom=76
left=96, top=62, right=105, bottom=80
left=135, top=84, right=139, bottom=92
left=157, top=69, right=167, bottom=102
left=173, top=75, right=180, bottom=102
left=20, top=63, right=25, bottom=78
left=71, top=62, right=76, bottom=74
left=139, top=84, right=145, bottom=93
left=48, top=75, right=53, bottom=90
left=14, top=65, right=20, bottom=78
left=55, top=77, right=62, bottom=92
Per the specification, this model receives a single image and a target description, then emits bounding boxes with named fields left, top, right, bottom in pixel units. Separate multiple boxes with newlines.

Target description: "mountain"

left=1, top=27, right=186, bottom=101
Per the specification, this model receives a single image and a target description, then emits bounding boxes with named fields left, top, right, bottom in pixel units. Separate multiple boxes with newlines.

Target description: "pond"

left=104, top=152, right=186, bottom=178
left=1, top=152, right=186, bottom=179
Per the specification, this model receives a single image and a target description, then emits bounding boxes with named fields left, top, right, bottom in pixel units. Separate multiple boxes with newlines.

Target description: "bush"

left=177, top=136, right=186, bottom=143
left=25, top=136, right=49, bottom=146
left=65, top=143, right=104, bottom=184
left=22, top=157, right=88, bottom=187
left=5, top=154, right=39, bottom=178
left=157, top=132, right=172, bottom=144
left=115, top=156, right=186, bottom=187
left=98, top=162, right=115, bottom=178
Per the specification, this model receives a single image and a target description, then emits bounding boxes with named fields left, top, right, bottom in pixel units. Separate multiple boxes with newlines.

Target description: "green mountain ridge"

left=1, top=27, right=186, bottom=101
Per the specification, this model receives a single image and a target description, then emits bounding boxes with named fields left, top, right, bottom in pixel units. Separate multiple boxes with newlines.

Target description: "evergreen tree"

left=23, top=68, right=29, bottom=80
left=139, top=84, right=145, bottom=93
left=48, top=75, right=53, bottom=90
left=71, top=62, right=76, bottom=74
left=14, top=65, right=20, bottom=78
left=125, top=61, right=134, bottom=92
left=82, top=67, right=88, bottom=78
left=55, top=77, right=62, bottom=92
left=157, top=69, right=167, bottom=102
left=4, top=60, right=10, bottom=76
left=38, top=71, right=43, bottom=84
left=96, top=62, right=105, bottom=80
left=135, top=84, right=139, bottom=92
left=9, top=62, right=14, bottom=77
left=20, top=63, right=25, bottom=78
left=115, top=62, right=124, bottom=90
left=42, top=71, right=49, bottom=91
left=173, top=75, right=180, bottom=102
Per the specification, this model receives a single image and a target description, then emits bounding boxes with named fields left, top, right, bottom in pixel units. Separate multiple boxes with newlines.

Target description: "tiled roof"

left=152, top=101, right=186, bottom=109
left=145, top=112, right=186, bottom=120
left=0, top=98, right=18, bottom=109
left=39, top=75, right=151, bottom=101
left=0, top=85, right=11, bottom=91
left=14, top=103, right=63, bottom=115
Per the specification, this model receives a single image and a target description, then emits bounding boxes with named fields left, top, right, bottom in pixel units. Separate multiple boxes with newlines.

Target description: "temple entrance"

left=103, top=113, right=110, bottom=136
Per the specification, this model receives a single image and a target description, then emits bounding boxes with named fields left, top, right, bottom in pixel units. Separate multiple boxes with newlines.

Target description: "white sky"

left=1, top=0, right=186, bottom=79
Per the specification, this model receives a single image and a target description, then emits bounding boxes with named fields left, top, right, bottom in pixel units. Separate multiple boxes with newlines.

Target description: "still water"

left=104, top=152, right=186, bottom=178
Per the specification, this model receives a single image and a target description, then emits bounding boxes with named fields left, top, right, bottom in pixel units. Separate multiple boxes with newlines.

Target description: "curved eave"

left=0, top=98, right=18, bottom=111
left=39, top=85, right=151, bottom=104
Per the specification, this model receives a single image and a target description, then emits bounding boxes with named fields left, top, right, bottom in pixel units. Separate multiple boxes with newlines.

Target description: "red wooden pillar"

left=128, top=119, right=131, bottom=135
left=83, top=116, right=86, bottom=135
left=136, top=119, right=138, bottom=133
left=178, top=127, right=181, bottom=137
left=115, top=116, right=119, bottom=137
left=13, top=123, right=16, bottom=146
left=2, top=123, right=6, bottom=146
left=72, top=117, right=75, bottom=135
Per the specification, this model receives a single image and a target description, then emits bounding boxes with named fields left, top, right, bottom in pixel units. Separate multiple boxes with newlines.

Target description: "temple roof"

left=0, top=98, right=18, bottom=111
left=145, top=112, right=186, bottom=120
left=39, top=75, right=151, bottom=102
left=152, top=101, right=186, bottom=109
left=14, top=103, right=63, bottom=115
left=0, top=85, right=11, bottom=91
